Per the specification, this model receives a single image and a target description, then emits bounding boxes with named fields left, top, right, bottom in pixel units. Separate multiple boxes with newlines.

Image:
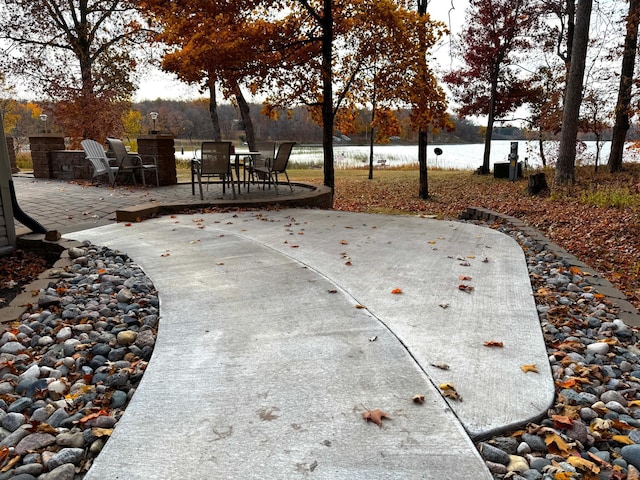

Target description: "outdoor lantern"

left=39, top=114, right=48, bottom=133
left=150, top=112, right=159, bottom=134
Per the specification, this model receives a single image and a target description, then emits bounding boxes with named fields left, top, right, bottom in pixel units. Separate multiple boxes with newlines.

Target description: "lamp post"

left=39, top=114, right=48, bottom=134
left=150, top=112, right=159, bottom=134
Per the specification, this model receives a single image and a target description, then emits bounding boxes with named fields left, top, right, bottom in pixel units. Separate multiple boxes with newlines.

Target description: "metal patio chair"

left=191, top=141, right=236, bottom=200
left=252, top=142, right=296, bottom=193
left=107, top=138, right=159, bottom=187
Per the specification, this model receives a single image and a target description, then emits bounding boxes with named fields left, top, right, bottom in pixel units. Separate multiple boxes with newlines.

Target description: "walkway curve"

left=68, top=209, right=554, bottom=479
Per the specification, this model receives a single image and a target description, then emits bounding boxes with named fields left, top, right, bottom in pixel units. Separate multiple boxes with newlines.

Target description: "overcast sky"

left=134, top=1, right=469, bottom=102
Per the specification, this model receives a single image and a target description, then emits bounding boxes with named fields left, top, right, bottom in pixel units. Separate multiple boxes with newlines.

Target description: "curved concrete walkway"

left=67, top=209, right=554, bottom=479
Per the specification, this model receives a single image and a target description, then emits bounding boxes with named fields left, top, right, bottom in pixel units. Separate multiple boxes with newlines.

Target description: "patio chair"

left=192, top=141, right=236, bottom=200
left=247, top=141, right=276, bottom=192
left=107, top=138, right=159, bottom=187
left=81, top=139, right=118, bottom=186
left=252, top=142, right=296, bottom=193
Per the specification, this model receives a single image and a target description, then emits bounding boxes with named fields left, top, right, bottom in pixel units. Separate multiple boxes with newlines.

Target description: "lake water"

left=177, top=140, right=634, bottom=171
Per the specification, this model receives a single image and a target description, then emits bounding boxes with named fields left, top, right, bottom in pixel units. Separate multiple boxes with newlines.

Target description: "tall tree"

left=140, top=0, right=270, bottom=148
left=555, top=0, right=592, bottom=185
left=608, top=0, right=640, bottom=173
left=262, top=0, right=446, bottom=195
left=444, top=0, right=541, bottom=174
left=0, top=0, right=148, bottom=145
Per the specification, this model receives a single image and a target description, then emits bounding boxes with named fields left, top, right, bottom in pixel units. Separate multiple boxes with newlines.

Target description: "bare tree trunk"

left=608, top=0, right=640, bottom=173
left=481, top=76, right=498, bottom=175
left=555, top=0, right=592, bottom=185
left=231, top=79, right=256, bottom=150
left=368, top=89, right=376, bottom=180
left=418, top=129, right=429, bottom=198
left=538, top=130, right=546, bottom=167
left=208, top=77, right=221, bottom=141
left=321, top=0, right=335, bottom=197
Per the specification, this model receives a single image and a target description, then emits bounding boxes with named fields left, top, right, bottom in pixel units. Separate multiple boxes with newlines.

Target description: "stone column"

left=136, top=135, right=177, bottom=186
left=6, top=137, right=18, bottom=174
left=29, top=135, right=66, bottom=179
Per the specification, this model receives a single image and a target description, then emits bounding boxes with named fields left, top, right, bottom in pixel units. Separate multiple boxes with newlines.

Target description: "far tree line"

left=1, top=1, right=640, bottom=199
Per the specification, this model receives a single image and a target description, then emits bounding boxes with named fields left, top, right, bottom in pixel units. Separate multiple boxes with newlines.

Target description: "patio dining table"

left=232, top=150, right=261, bottom=191
left=190, top=149, right=261, bottom=196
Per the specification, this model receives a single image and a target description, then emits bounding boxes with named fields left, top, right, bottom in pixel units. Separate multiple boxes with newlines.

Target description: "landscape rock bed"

left=0, top=243, right=158, bottom=479
left=478, top=221, right=640, bottom=480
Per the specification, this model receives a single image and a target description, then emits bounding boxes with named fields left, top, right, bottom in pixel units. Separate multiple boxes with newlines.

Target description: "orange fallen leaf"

left=521, top=364, right=539, bottom=373
left=612, top=435, right=634, bottom=445
left=355, top=304, right=366, bottom=309
left=79, top=409, right=109, bottom=424
left=459, top=275, right=472, bottom=281
left=362, top=408, right=389, bottom=427
left=552, top=415, right=574, bottom=428
left=458, top=284, right=474, bottom=293
left=345, top=261, right=352, bottom=266
left=340, top=240, right=349, bottom=245
left=135, top=216, right=142, bottom=222
left=391, top=288, right=403, bottom=294
left=545, top=432, right=571, bottom=455
left=484, top=341, right=503, bottom=347
left=567, top=456, right=599, bottom=474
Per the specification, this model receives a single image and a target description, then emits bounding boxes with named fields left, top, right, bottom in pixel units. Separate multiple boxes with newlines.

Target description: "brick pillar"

left=136, top=135, right=177, bottom=186
left=29, top=135, right=66, bottom=179
left=6, top=137, right=17, bottom=174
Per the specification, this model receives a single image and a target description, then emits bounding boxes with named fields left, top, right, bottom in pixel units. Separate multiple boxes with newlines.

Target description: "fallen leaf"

left=327, top=289, right=337, bottom=294
left=612, top=435, right=634, bottom=445
left=484, top=340, right=504, bottom=347
left=566, top=456, right=599, bottom=474
left=552, top=415, right=574, bottom=428
left=439, top=383, right=461, bottom=401
left=390, top=288, right=403, bottom=294
left=340, top=240, right=349, bottom=245
left=0, top=455, right=20, bottom=473
left=459, top=275, right=472, bottom=281
left=431, top=363, right=450, bottom=370
left=124, top=223, right=132, bottom=227
left=362, top=409, right=389, bottom=427
left=368, top=336, right=377, bottom=342
left=412, top=394, right=425, bottom=404
left=439, top=303, right=449, bottom=309
left=345, top=261, right=352, bottom=266
left=458, top=284, right=474, bottom=293
left=355, top=304, right=366, bottom=309
left=521, top=364, right=539, bottom=373
left=92, top=427, right=113, bottom=437
left=544, top=432, right=571, bottom=455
